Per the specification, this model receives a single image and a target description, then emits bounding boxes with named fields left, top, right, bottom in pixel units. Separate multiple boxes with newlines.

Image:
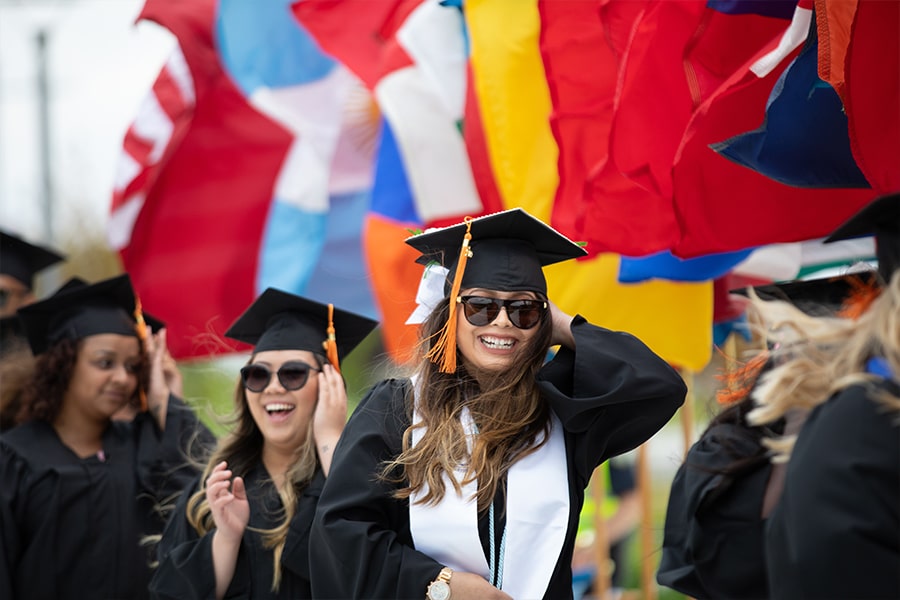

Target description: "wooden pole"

left=679, top=369, right=695, bottom=457
left=592, top=466, right=611, bottom=600
left=637, top=442, right=656, bottom=600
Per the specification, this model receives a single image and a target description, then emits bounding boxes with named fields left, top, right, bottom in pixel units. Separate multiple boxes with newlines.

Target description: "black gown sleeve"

left=149, top=477, right=225, bottom=600
left=539, top=317, right=687, bottom=484
left=765, top=383, right=900, bottom=599
left=656, top=422, right=772, bottom=599
left=136, top=395, right=216, bottom=506
left=309, top=379, right=445, bottom=600
left=0, top=443, right=29, bottom=600
left=149, top=476, right=256, bottom=600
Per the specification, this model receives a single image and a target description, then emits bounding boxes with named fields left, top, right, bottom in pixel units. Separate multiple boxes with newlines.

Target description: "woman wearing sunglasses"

left=309, top=209, right=687, bottom=600
left=150, top=289, right=377, bottom=600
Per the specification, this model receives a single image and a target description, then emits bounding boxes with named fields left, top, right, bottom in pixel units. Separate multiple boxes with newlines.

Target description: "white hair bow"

left=406, top=263, right=449, bottom=325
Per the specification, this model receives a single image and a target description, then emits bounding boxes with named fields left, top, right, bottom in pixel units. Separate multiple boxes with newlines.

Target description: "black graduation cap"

left=224, top=288, right=378, bottom=368
left=51, top=277, right=166, bottom=332
left=17, top=274, right=141, bottom=355
left=0, top=230, right=65, bottom=289
left=732, top=270, right=879, bottom=316
left=404, top=208, right=586, bottom=373
left=825, top=192, right=900, bottom=282
left=404, top=208, right=587, bottom=295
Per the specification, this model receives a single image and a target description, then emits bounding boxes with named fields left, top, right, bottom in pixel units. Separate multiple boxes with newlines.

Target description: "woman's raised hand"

left=144, top=328, right=174, bottom=427
left=548, top=299, right=575, bottom=349
left=206, top=461, right=250, bottom=542
left=312, top=363, right=348, bottom=475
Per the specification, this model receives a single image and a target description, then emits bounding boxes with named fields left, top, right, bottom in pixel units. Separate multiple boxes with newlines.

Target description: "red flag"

left=291, top=0, right=419, bottom=91
left=843, top=0, right=900, bottom=194
left=110, top=0, right=293, bottom=359
left=671, top=32, right=877, bottom=258
left=607, top=0, right=787, bottom=200
left=538, top=0, right=617, bottom=245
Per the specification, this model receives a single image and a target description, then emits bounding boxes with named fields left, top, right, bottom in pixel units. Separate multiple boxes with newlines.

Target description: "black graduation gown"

left=149, top=464, right=324, bottom=600
left=656, top=421, right=774, bottom=600
left=0, top=396, right=207, bottom=600
left=765, top=381, right=900, bottom=599
left=309, top=317, right=687, bottom=600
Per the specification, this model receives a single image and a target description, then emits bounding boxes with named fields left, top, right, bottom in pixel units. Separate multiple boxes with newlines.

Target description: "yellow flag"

left=466, top=0, right=712, bottom=371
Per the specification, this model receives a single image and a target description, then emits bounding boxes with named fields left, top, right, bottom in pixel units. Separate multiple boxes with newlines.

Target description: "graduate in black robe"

left=309, top=209, right=687, bottom=600
left=765, top=377, right=900, bottom=599
left=0, top=229, right=64, bottom=357
left=150, top=289, right=377, bottom=600
left=657, top=272, right=879, bottom=600
left=0, top=274, right=203, bottom=599
left=657, top=390, right=784, bottom=600
left=759, top=194, right=900, bottom=599
left=0, top=230, right=65, bottom=430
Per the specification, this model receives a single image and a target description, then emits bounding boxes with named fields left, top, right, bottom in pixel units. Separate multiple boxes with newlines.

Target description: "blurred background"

left=2, top=0, right=895, bottom=597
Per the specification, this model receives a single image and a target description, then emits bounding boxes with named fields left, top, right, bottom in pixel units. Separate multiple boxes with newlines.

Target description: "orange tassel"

left=324, top=303, right=341, bottom=373
left=715, top=350, right=769, bottom=406
left=425, top=217, right=473, bottom=373
left=837, top=275, right=881, bottom=320
left=134, top=296, right=149, bottom=412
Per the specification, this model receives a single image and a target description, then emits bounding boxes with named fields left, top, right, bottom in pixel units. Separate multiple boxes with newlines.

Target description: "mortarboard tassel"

left=715, top=350, right=769, bottom=406
left=324, top=303, right=341, bottom=373
left=425, top=217, right=474, bottom=373
left=134, top=296, right=149, bottom=412
left=837, top=275, right=881, bottom=320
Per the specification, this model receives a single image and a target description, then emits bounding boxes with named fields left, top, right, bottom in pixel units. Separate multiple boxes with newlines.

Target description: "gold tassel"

left=715, top=350, right=769, bottom=406
left=425, top=217, right=473, bottom=373
left=324, top=303, right=341, bottom=373
left=134, top=296, right=149, bottom=412
left=837, top=275, right=881, bottom=320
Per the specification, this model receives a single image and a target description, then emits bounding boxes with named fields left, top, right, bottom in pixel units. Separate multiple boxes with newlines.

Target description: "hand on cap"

left=548, top=299, right=575, bottom=349
left=144, top=328, right=181, bottom=428
left=312, top=363, right=348, bottom=476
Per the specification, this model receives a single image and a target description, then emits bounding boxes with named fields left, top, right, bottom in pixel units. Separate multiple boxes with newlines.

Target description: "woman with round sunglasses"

left=149, top=289, right=377, bottom=600
left=309, top=209, right=687, bottom=600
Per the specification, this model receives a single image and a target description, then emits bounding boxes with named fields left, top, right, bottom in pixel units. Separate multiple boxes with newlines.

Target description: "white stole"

left=408, top=380, right=570, bottom=599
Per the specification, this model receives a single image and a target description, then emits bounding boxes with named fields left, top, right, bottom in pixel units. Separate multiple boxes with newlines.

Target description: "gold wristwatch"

left=426, top=567, right=453, bottom=600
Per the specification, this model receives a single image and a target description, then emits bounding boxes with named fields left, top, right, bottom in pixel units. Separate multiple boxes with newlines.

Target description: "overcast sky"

left=0, top=0, right=174, bottom=246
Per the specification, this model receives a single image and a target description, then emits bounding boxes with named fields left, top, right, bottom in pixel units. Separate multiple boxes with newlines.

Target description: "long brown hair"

left=184, top=352, right=323, bottom=592
left=383, top=295, right=553, bottom=512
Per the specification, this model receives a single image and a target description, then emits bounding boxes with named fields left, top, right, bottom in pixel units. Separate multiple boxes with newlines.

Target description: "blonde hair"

left=185, top=355, right=321, bottom=592
left=382, top=296, right=553, bottom=513
left=748, top=272, right=900, bottom=459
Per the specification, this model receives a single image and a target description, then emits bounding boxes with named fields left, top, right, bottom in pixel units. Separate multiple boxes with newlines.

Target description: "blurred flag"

left=295, top=0, right=486, bottom=362
left=110, top=0, right=376, bottom=359
left=836, top=0, right=900, bottom=194
left=712, top=32, right=868, bottom=188
left=468, top=0, right=713, bottom=371
left=670, top=1, right=877, bottom=258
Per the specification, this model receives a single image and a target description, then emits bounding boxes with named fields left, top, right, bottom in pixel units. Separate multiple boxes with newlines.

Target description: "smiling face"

left=62, top=334, right=141, bottom=423
left=243, top=349, right=320, bottom=453
left=455, top=288, right=545, bottom=373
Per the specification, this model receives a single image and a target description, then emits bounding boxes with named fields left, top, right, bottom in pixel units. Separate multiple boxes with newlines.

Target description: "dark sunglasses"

left=457, top=296, right=547, bottom=329
left=239, top=361, right=321, bottom=393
